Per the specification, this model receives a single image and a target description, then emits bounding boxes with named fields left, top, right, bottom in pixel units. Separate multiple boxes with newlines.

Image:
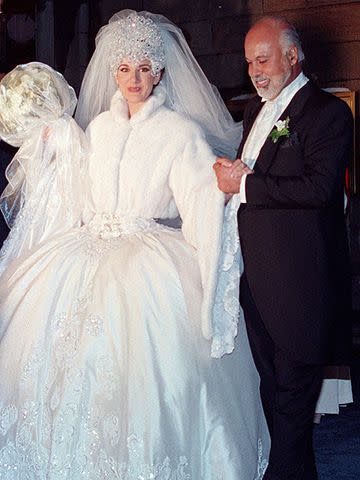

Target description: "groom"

left=214, top=16, right=353, bottom=479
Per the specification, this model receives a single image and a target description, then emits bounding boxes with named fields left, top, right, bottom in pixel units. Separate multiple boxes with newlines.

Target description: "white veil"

left=75, top=11, right=244, bottom=357
left=75, top=10, right=242, bottom=159
left=0, top=62, right=87, bottom=271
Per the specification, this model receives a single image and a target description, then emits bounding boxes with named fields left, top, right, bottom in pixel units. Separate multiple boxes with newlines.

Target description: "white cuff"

left=239, top=174, right=247, bottom=203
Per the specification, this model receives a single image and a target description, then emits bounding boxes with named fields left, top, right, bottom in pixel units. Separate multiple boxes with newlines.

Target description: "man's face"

left=244, top=26, right=296, bottom=100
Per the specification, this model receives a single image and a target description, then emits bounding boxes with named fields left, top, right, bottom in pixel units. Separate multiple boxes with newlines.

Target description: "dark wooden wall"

left=2, top=1, right=360, bottom=93
left=122, top=1, right=360, bottom=94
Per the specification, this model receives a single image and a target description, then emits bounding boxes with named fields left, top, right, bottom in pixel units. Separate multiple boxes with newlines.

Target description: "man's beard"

left=252, top=70, right=291, bottom=100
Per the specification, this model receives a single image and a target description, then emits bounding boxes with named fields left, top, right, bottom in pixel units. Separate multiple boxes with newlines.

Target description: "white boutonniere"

left=269, top=116, right=290, bottom=143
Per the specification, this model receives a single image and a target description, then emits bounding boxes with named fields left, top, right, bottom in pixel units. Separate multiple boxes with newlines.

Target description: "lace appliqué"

left=0, top=401, right=50, bottom=476
left=0, top=411, right=191, bottom=480
left=20, top=346, right=44, bottom=383
left=85, top=314, right=104, bottom=336
left=0, top=202, right=37, bottom=276
left=0, top=405, right=17, bottom=436
left=120, top=434, right=190, bottom=480
left=211, top=194, right=244, bottom=358
left=52, top=293, right=105, bottom=368
left=86, top=213, right=158, bottom=240
left=0, top=158, right=83, bottom=278
left=95, top=354, right=116, bottom=401
left=53, top=311, right=82, bottom=368
left=79, top=213, right=165, bottom=262
left=256, top=439, right=268, bottom=480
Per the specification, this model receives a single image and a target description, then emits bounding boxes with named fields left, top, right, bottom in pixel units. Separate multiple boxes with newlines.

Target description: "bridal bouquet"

left=0, top=62, right=83, bottom=231
left=0, top=62, right=76, bottom=146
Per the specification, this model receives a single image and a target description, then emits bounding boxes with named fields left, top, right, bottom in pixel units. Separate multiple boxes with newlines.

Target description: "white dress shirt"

left=239, top=72, right=309, bottom=202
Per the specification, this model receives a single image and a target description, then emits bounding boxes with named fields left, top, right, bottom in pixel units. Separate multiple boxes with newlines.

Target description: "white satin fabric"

left=0, top=87, right=269, bottom=479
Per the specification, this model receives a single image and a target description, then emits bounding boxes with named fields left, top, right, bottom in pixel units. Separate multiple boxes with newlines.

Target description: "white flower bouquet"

left=0, top=62, right=76, bottom=146
left=0, top=63, right=85, bottom=233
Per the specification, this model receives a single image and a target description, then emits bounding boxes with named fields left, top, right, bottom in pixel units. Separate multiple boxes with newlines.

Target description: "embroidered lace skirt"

left=0, top=219, right=269, bottom=479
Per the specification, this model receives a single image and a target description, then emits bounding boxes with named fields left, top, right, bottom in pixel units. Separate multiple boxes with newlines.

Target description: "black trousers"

left=240, top=274, right=323, bottom=480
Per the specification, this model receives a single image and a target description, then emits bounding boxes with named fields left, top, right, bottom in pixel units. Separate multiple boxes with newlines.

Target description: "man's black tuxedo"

left=0, top=142, right=12, bottom=247
left=237, top=81, right=353, bottom=479
left=238, top=81, right=353, bottom=365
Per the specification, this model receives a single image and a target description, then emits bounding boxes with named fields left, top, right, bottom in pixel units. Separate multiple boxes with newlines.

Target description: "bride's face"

left=116, top=59, right=161, bottom=113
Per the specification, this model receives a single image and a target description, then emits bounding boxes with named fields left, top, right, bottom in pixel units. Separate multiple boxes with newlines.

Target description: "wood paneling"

left=193, top=2, right=360, bottom=93
left=210, top=0, right=262, bottom=17
left=281, top=4, right=360, bottom=44
left=212, top=16, right=250, bottom=54
left=197, top=52, right=247, bottom=88
left=144, top=0, right=210, bottom=22
left=263, top=0, right=360, bottom=13
left=305, top=42, right=360, bottom=84
left=182, top=20, right=213, bottom=55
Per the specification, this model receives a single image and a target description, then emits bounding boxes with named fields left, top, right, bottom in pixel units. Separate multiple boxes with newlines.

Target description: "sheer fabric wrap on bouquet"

left=0, top=62, right=88, bottom=270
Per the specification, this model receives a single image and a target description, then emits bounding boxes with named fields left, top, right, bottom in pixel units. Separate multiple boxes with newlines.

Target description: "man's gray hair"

left=280, top=22, right=305, bottom=62
left=253, top=16, right=305, bottom=62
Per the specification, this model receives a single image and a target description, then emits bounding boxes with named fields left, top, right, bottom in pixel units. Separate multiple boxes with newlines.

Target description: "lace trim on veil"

left=211, top=194, right=244, bottom=358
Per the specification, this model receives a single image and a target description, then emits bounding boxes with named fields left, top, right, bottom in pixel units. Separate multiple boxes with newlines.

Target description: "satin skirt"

left=0, top=225, right=269, bottom=479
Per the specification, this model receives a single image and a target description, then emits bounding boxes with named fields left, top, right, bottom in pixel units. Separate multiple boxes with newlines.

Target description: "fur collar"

left=109, top=84, right=167, bottom=126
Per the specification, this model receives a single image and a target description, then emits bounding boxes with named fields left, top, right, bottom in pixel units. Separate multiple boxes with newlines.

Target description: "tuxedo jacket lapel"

left=240, top=82, right=315, bottom=174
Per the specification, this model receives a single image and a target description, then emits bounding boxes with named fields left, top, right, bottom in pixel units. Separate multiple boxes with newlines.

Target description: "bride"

left=0, top=10, right=269, bottom=479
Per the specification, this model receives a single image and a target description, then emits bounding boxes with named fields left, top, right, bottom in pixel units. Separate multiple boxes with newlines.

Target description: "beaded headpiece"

left=108, top=12, right=165, bottom=76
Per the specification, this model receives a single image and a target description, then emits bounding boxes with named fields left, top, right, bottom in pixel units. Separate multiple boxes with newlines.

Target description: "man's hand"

left=229, top=158, right=253, bottom=178
left=213, top=157, right=253, bottom=194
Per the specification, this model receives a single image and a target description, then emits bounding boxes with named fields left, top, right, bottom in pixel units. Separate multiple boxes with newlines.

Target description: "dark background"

left=2, top=1, right=360, bottom=95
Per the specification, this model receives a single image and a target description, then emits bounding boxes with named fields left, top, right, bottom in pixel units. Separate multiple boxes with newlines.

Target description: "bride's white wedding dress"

left=0, top=86, right=269, bottom=479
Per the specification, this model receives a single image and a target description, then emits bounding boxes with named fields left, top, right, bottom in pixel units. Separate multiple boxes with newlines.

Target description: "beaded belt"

left=86, top=213, right=158, bottom=239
